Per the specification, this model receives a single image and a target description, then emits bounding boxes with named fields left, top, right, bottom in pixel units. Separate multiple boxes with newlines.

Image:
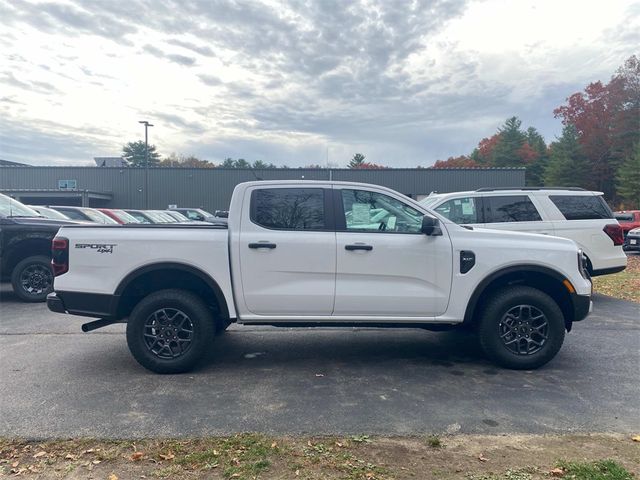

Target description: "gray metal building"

left=0, top=166, right=525, bottom=212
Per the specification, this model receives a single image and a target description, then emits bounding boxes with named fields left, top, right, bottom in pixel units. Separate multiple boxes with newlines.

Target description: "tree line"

left=432, top=55, right=639, bottom=207
left=121, top=55, right=639, bottom=207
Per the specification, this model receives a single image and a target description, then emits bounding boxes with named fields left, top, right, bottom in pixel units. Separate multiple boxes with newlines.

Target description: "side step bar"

left=81, top=318, right=122, bottom=332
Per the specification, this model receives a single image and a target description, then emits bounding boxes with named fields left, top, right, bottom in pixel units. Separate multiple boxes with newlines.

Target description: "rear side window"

left=434, top=197, right=480, bottom=224
left=615, top=213, right=633, bottom=222
left=484, top=195, right=542, bottom=223
left=251, top=188, right=325, bottom=230
left=550, top=195, right=613, bottom=220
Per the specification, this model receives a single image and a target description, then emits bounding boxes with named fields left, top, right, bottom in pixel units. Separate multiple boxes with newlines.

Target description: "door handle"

left=345, top=244, right=373, bottom=251
left=248, top=242, right=277, bottom=249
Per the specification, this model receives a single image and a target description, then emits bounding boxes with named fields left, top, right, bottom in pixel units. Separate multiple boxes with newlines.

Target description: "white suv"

left=421, top=188, right=626, bottom=276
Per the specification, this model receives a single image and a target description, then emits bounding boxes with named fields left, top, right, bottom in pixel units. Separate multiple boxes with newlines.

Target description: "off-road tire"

left=10, top=255, right=54, bottom=302
left=478, top=286, right=565, bottom=370
left=126, top=289, right=215, bottom=374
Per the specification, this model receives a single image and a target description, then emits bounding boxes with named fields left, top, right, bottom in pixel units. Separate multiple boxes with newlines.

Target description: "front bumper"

left=624, top=234, right=640, bottom=251
left=571, top=292, right=592, bottom=322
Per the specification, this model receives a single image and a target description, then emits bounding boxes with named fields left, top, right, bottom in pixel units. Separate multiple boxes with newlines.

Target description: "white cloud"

left=0, top=0, right=637, bottom=166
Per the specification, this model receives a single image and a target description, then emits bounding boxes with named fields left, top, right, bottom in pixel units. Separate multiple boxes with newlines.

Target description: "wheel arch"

left=4, top=238, right=53, bottom=274
left=114, top=262, right=230, bottom=321
left=463, top=265, right=577, bottom=330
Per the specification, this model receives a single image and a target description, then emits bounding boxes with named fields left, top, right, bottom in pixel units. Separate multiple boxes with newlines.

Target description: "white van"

left=421, top=188, right=627, bottom=276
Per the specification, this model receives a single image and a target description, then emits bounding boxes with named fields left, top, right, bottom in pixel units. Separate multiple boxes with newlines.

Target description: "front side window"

left=56, top=208, right=85, bottom=221
left=434, top=197, right=480, bottom=224
left=341, top=189, right=422, bottom=233
left=185, top=210, right=204, bottom=221
left=252, top=188, right=325, bottom=230
left=550, top=195, right=613, bottom=220
left=484, top=195, right=542, bottom=223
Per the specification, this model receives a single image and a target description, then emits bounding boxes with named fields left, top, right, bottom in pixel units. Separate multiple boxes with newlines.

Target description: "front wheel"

left=478, top=286, right=565, bottom=370
left=126, top=289, right=215, bottom=374
left=11, top=255, right=54, bottom=302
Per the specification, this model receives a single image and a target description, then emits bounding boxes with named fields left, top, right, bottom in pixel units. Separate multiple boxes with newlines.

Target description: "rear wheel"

left=126, top=289, right=215, bottom=374
left=11, top=255, right=54, bottom=302
left=478, top=286, right=565, bottom=370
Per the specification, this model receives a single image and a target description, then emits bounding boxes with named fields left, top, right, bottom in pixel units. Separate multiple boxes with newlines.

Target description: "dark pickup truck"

left=0, top=194, right=77, bottom=301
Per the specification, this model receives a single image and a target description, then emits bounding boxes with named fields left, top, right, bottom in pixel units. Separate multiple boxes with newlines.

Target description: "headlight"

left=577, top=249, right=590, bottom=279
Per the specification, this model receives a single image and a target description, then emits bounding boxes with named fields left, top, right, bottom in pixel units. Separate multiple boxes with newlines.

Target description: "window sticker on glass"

left=351, top=203, right=371, bottom=224
left=387, top=216, right=397, bottom=230
left=461, top=199, right=474, bottom=215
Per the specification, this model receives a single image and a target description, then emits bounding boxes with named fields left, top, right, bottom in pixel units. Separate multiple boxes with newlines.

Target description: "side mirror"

left=421, top=215, right=442, bottom=236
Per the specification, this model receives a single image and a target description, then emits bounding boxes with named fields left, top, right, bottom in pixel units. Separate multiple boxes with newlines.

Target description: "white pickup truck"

left=47, top=180, right=592, bottom=373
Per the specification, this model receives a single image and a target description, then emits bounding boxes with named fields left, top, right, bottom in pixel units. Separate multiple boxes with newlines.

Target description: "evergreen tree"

left=616, top=143, right=640, bottom=208
left=122, top=141, right=161, bottom=167
left=525, top=127, right=549, bottom=186
left=349, top=153, right=366, bottom=168
left=491, top=117, right=527, bottom=167
left=544, top=125, right=587, bottom=187
left=221, top=158, right=236, bottom=168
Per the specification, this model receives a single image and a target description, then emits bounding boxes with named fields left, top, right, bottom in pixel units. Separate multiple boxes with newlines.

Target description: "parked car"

left=164, top=210, right=191, bottom=222
left=614, top=210, right=640, bottom=249
left=421, top=188, right=626, bottom=276
left=97, top=208, right=141, bottom=225
left=150, top=210, right=181, bottom=223
left=125, top=210, right=154, bottom=224
left=0, top=194, right=78, bottom=301
left=48, top=180, right=592, bottom=373
left=50, top=206, right=119, bottom=224
left=169, top=207, right=217, bottom=222
left=125, top=209, right=174, bottom=224
left=29, top=205, right=72, bottom=220
left=625, top=227, right=640, bottom=252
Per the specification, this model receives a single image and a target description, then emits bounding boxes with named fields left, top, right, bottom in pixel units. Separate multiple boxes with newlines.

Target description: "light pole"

left=138, top=120, right=153, bottom=209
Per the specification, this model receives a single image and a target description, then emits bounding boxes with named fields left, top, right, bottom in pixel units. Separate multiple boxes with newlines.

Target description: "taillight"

left=52, top=237, right=69, bottom=276
left=603, top=224, right=624, bottom=246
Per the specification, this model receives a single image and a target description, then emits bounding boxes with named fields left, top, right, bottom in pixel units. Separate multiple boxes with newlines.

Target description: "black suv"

left=0, top=194, right=77, bottom=301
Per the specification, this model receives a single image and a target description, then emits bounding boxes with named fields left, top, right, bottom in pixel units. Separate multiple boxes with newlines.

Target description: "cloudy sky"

left=0, top=0, right=638, bottom=167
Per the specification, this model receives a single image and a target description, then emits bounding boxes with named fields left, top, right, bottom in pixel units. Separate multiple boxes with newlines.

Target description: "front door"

left=333, top=187, right=453, bottom=318
left=238, top=186, right=336, bottom=317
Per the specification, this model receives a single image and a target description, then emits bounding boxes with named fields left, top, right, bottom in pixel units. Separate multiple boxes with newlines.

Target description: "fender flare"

left=463, top=264, right=571, bottom=324
left=114, top=262, right=230, bottom=319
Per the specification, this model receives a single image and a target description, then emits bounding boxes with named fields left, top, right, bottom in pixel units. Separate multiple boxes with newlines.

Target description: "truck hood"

left=459, top=225, right=578, bottom=250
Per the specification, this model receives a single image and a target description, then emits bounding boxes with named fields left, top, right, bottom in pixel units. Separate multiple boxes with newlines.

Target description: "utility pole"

left=138, top=120, right=153, bottom=209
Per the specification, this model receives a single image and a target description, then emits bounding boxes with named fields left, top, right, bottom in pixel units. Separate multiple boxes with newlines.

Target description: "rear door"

left=481, top=194, right=554, bottom=235
left=432, top=195, right=483, bottom=227
left=333, top=186, right=453, bottom=318
left=238, top=186, right=336, bottom=316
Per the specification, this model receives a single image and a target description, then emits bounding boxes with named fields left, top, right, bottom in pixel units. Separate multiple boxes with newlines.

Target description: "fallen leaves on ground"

left=593, top=254, right=640, bottom=302
left=130, top=451, right=144, bottom=461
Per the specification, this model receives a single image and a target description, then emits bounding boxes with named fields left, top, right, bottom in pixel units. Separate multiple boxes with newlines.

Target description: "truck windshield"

left=0, top=193, right=42, bottom=218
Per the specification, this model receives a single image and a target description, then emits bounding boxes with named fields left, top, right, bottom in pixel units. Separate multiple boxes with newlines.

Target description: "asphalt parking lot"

left=0, top=283, right=638, bottom=439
